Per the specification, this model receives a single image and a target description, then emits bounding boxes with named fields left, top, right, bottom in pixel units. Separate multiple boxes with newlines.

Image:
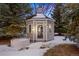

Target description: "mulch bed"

left=44, top=44, right=79, bottom=56
left=0, top=36, right=12, bottom=45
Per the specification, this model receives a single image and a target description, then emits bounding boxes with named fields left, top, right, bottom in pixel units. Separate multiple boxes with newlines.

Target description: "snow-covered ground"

left=0, top=36, right=76, bottom=56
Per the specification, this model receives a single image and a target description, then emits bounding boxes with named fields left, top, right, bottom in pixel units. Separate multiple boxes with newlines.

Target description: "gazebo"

left=26, top=7, right=54, bottom=42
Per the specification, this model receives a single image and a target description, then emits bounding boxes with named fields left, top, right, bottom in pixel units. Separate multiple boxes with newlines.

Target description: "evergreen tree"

left=0, top=3, right=32, bottom=37
left=52, top=3, right=66, bottom=35
left=62, top=4, right=79, bottom=42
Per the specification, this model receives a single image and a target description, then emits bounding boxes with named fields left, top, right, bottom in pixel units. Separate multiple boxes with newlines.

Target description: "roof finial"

left=37, top=6, right=43, bottom=14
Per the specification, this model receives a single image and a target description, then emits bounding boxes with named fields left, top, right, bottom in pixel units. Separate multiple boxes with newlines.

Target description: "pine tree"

left=52, top=3, right=66, bottom=35
left=0, top=3, right=32, bottom=37
left=62, top=4, right=79, bottom=42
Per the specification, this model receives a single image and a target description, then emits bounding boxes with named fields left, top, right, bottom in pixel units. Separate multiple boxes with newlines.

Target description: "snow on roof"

left=28, top=13, right=54, bottom=21
left=32, top=14, right=45, bottom=19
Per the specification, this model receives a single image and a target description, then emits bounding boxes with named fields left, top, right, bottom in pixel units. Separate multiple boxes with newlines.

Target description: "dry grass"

left=44, top=44, right=79, bottom=56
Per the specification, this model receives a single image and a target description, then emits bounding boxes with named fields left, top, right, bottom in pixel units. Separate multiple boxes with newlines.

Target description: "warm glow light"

left=32, top=27, right=35, bottom=32
left=32, top=28, right=35, bottom=31
left=38, top=28, right=41, bottom=32
left=49, top=24, right=51, bottom=29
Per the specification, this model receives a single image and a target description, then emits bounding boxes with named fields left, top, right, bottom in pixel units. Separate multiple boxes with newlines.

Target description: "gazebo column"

left=46, top=20, right=48, bottom=41
left=35, top=21, right=37, bottom=42
left=32, top=20, right=34, bottom=42
left=32, top=20, right=36, bottom=42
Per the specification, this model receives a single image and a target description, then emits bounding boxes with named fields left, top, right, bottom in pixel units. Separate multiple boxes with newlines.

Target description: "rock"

left=11, top=38, right=30, bottom=50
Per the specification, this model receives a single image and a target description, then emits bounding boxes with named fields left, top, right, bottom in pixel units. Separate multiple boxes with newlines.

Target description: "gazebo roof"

left=32, top=14, right=45, bottom=19
left=27, top=7, right=55, bottom=21
left=27, top=13, right=54, bottom=21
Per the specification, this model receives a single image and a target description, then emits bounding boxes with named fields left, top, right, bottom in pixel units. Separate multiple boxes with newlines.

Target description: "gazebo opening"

left=37, top=25, right=43, bottom=38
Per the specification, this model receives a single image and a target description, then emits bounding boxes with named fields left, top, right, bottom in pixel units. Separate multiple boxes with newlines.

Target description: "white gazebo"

left=26, top=8, right=54, bottom=42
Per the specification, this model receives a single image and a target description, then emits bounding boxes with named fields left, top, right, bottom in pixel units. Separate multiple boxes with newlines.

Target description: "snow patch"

left=0, top=36, right=76, bottom=56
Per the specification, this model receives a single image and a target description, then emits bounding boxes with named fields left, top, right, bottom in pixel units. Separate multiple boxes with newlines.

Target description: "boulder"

left=11, top=38, right=30, bottom=50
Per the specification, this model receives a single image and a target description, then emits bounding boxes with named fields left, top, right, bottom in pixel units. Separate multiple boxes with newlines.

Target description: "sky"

left=30, top=3, right=56, bottom=18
